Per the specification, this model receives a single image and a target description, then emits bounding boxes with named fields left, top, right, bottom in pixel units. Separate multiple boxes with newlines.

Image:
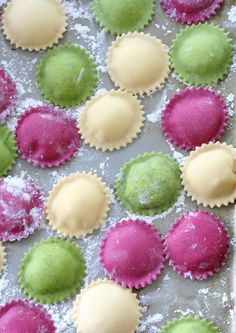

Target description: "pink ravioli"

left=0, top=299, right=55, bottom=333
left=16, top=105, right=80, bottom=168
left=161, top=88, right=228, bottom=151
left=0, top=176, right=44, bottom=242
left=100, top=219, right=165, bottom=289
left=160, top=0, right=223, bottom=24
left=0, top=69, right=17, bottom=123
left=165, top=211, right=229, bottom=280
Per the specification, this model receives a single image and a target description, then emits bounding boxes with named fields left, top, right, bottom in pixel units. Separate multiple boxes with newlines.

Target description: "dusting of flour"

left=0, top=1, right=235, bottom=333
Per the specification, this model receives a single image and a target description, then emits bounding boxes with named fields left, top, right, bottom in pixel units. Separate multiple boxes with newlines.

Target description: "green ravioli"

left=159, top=317, right=220, bottom=333
left=19, top=238, right=86, bottom=304
left=170, top=23, right=233, bottom=86
left=115, top=152, right=182, bottom=216
left=37, top=44, right=98, bottom=108
left=92, top=0, right=155, bottom=35
left=0, top=125, right=17, bottom=177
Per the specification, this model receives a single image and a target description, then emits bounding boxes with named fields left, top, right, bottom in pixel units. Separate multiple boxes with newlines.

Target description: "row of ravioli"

left=0, top=141, right=234, bottom=272
left=1, top=22, right=233, bottom=105
left=0, top=205, right=231, bottom=288
left=0, top=0, right=232, bottom=104
left=0, top=70, right=232, bottom=173
left=0, top=141, right=235, bottom=237
left=1, top=0, right=225, bottom=52
left=0, top=292, right=223, bottom=333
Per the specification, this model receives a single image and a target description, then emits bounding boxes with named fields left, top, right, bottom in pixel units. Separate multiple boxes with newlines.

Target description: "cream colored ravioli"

left=2, top=0, right=67, bottom=51
left=106, top=32, right=170, bottom=95
left=182, top=142, right=236, bottom=207
left=72, top=280, right=140, bottom=333
left=46, top=173, right=110, bottom=238
left=79, top=90, right=144, bottom=151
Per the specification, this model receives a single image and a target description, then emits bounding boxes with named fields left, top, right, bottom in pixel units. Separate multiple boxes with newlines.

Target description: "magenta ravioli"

left=160, top=0, right=223, bottom=24
left=0, top=68, right=17, bottom=123
left=0, top=299, right=55, bottom=333
left=161, top=88, right=228, bottom=151
left=100, top=219, right=165, bottom=289
left=165, top=211, right=229, bottom=280
left=16, top=105, right=80, bottom=168
left=0, top=176, right=44, bottom=242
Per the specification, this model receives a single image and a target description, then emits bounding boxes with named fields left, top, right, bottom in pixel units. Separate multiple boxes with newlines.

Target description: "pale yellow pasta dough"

left=182, top=142, right=236, bottom=207
left=2, top=0, right=67, bottom=51
left=73, top=280, right=140, bottom=333
left=0, top=243, right=5, bottom=273
left=106, top=32, right=170, bottom=95
left=79, top=90, right=144, bottom=151
left=46, top=173, right=110, bottom=238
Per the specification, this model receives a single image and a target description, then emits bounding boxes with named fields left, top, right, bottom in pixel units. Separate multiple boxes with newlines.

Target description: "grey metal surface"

left=0, top=0, right=235, bottom=332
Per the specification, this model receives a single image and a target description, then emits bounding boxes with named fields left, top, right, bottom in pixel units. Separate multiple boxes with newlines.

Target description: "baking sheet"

left=0, top=0, right=235, bottom=332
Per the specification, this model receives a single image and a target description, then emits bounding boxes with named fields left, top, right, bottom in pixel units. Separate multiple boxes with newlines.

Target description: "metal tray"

left=0, top=0, right=235, bottom=332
